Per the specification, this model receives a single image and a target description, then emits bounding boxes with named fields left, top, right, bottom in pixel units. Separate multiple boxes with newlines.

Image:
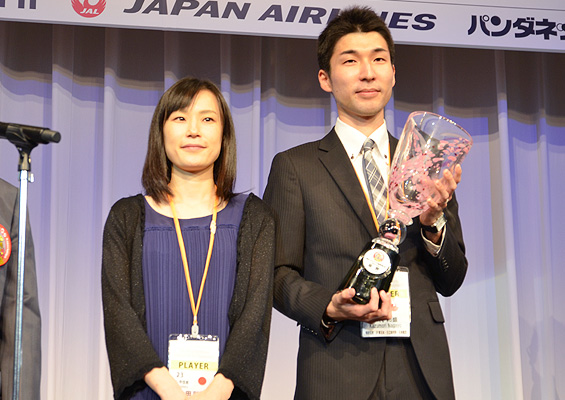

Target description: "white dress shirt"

left=334, top=117, right=390, bottom=197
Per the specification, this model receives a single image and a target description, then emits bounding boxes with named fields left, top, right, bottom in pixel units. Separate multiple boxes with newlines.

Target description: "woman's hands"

left=145, top=367, right=234, bottom=400
left=144, top=366, right=187, bottom=400
left=189, top=373, right=234, bottom=400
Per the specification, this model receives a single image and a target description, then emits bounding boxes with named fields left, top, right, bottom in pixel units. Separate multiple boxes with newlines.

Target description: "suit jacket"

left=0, top=178, right=41, bottom=399
left=263, top=129, right=467, bottom=400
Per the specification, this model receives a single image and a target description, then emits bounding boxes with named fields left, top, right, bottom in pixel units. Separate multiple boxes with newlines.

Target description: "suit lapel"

left=317, top=129, right=400, bottom=238
left=318, top=129, right=379, bottom=238
left=389, top=132, right=398, bottom=158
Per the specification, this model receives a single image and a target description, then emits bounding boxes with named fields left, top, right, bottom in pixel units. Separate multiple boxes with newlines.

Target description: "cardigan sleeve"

left=101, top=196, right=164, bottom=399
left=217, top=194, right=275, bottom=400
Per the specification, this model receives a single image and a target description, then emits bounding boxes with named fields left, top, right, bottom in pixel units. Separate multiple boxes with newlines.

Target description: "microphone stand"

left=1, top=122, right=60, bottom=400
left=12, top=147, right=33, bottom=400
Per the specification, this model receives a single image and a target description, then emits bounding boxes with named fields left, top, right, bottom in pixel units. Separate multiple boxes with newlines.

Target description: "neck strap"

left=169, top=195, right=218, bottom=335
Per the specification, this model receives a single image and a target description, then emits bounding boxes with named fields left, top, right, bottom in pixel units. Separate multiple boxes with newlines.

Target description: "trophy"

left=388, top=111, right=473, bottom=226
left=339, top=111, right=473, bottom=304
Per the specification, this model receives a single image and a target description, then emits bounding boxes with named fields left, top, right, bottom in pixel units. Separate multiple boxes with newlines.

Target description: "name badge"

left=168, top=333, right=219, bottom=397
left=361, top=267, right=411, bottom=338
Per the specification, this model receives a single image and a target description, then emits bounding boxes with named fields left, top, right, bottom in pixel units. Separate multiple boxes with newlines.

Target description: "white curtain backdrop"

left=0, top=21, right=564, bottom=399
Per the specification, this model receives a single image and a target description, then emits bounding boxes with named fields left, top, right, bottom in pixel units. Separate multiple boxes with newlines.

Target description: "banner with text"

left=1, top=0, right=564, bottom=52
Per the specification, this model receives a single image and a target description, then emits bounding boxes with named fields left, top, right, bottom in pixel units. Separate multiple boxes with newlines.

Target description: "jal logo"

left=72, top=0, right=106, bottom=18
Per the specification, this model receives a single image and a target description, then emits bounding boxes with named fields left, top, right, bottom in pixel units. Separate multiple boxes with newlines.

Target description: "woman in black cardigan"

left=102, top=77, right=274, bottom=400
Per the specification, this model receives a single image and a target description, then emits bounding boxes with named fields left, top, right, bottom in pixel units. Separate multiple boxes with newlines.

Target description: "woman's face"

left=163, top=89, right=223, bottom=178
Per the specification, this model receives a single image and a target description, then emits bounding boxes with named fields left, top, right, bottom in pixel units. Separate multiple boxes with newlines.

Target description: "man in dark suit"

left=264, top=6, right=467, bottom=400
left=0, top=178, right=41, bottom=399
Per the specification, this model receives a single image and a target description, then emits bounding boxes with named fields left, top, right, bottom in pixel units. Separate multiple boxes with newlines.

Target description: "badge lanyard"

left=354, top=142, right=391, bottom=234
left=169, top=195, right=218, bottom=336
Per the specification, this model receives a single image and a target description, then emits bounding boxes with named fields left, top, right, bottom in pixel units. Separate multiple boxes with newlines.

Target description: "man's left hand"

left=419, top=165, right=462, bottom=242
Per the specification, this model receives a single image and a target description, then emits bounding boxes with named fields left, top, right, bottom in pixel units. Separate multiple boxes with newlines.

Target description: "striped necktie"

left=362, top=138, right=387, bottom=224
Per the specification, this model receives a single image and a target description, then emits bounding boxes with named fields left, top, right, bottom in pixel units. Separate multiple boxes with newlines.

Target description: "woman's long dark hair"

left=142, top=77, right=237, bottom=204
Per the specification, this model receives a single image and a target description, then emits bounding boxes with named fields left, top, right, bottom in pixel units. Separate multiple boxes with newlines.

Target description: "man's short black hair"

left=317, top=6, right=395, bottom=73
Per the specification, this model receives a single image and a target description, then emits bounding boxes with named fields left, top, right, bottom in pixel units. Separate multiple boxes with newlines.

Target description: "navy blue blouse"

left=132, top=194, right=247, bottom=399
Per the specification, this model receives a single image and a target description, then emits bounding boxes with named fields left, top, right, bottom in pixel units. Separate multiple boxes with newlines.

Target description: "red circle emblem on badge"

left=0, top=224, right=11, bottom=267
left=198, top=377, right=207, bottom=386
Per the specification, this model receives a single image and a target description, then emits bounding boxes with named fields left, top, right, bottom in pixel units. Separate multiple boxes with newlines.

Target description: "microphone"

left=0, top=122, right=61, bottom=145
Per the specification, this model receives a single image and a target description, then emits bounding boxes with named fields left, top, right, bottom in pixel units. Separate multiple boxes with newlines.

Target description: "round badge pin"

left=0, top=224, right=12, bottom=266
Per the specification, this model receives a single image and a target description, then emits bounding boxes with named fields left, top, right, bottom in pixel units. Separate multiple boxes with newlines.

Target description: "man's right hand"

left=325, top=287, right=394, bottom=324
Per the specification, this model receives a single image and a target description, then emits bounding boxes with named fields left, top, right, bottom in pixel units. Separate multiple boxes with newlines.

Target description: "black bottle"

left=337, top=218, right=405, bottom=304
left=338, top=237, right=400, bottom=304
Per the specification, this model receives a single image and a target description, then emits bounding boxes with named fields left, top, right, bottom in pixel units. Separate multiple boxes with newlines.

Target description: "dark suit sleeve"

left=0, top=187, right=41, bottom=400
left=263, top=152, right=335, bottom=340
left=422, top=193, right=467, bottom=297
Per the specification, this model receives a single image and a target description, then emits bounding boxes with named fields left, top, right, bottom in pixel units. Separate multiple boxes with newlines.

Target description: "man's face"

left=318, top=31, right=396, bottom=130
